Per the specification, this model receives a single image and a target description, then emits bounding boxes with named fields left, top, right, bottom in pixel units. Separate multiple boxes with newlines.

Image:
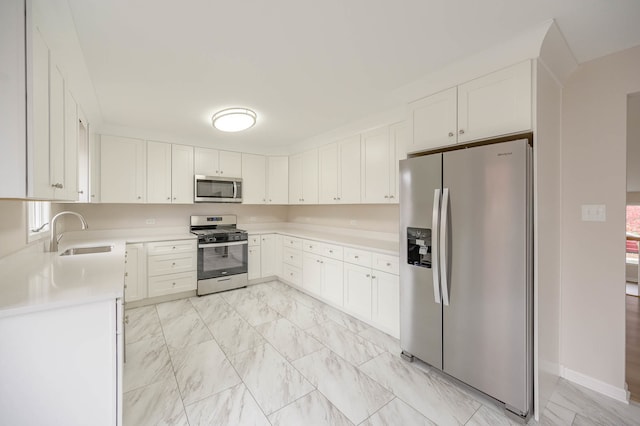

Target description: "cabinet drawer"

left=148, top=252, right=196, bottom=276
left=148, top=271, right=196, bottom=297
left=283, top=247, right=303, bottom=268
left=146, top=239, right=196, bottom=256
left=282, top=263, right=302, bottom=287
left=320, top=243, right=343, bottom=261
left=248, top=235, right=261, bottom=247
left=372, top=253, right=399, bottom=274
left=303, top=240, right=322, bottom=254
left=283, top=236, right=303, bottom=250
left=344, top=247, right=372, bottom=268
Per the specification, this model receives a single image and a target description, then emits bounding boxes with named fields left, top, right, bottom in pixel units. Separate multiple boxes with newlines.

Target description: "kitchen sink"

left=59, top=245, right=114, bottom=256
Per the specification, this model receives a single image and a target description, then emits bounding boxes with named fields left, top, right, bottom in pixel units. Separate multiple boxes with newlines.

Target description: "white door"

left=194, top=147, right=219, bottom=176
left=124, top=243, right=146, bottom=302
left=171, top=144, right=194, bottom=204
left=318, top=143, right=338, bottom=204
left=219, top=151, right=242, bottom=177
left=409, top=86, right=457, bottom=152
left=301, top=149, right=319, bottom=204
left=361, top=126, right=391, bottom=204
left=49, top=62, right=65, bottom=198
left=260, top=234, right=276, bottom=277
left=267, top=156, right=289, bottom=204
left=457, top=60, right=532, bottom=143
left=289, top=153, right=303, bottom=204
left=242, top=153, right=266, bottom=204
left=321, top=257, right=344, bottom=307
left=343, top=263, right=372, bottom=319
left=248, top=246, right=261, bottom=280
left=62, top=87, right=78, bottom=201
left=147, top=141, right=172, bottom=203
left=100, top=136, right=146, bottom=203
left=302, top=252, right=322, bottom=296
left=30, top=27, right=53, bottom=199
left=372, top=271, right=399, bottom=337
left=338, top=135, right=361, bottom=203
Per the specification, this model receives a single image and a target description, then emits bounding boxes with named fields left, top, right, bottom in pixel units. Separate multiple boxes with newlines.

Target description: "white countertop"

left=0, top=228, right=196, bottom=319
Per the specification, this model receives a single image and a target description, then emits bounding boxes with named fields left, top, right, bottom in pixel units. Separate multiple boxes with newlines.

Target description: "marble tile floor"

left=123, top=280, right=640, bottom=425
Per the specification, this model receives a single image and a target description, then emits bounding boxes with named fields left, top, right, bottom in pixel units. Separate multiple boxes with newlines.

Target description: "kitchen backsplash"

left=287, top=204, right=399, bottom=233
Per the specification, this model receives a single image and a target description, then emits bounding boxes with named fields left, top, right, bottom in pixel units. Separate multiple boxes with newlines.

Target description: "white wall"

left=560, top=45, right=640, bottom=396
left=0, top=201, right=28, bottom=258
left=287, top=204, right=399, bottom=234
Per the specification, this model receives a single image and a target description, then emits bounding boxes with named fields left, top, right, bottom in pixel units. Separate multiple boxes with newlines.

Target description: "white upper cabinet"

left=290, top=149, right=319, bottom=204
left=318, top=143, right=338, bottom=204
left=409, top=87, right=458, bottom=152
left=361, top=126, right=397, bottom=204
left=318, top=136, right=361, bottom=204
left=457, top=60, right=532, bottom=143
left=146, top=141, right=172, bottom=203
left=267, top=156, right=289, bottom=204
left=389, top=122, right=407, bottom=201
left=194, top=148, right=241, bottom=178
left=171, top=144, right=194, bottom=204
left=242, top=153, right=267, bottom=204
left=49, top=62, right=65, bottom=197
left=100, top=135, right=146, bottom=203
left=409, top=60, right=532, bottom=152
left=63, top=88, right=78, bottom=201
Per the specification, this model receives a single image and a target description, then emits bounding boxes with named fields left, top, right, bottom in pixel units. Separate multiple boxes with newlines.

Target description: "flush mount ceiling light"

left=211, top=107, right=257, bottom=132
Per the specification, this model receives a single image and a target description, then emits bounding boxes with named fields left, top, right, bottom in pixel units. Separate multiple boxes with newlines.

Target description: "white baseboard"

left=559, top=366, right=630, bottom=404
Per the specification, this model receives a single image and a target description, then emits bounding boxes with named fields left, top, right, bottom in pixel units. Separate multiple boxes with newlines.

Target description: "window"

left=28, top=201, right=51, bottom=242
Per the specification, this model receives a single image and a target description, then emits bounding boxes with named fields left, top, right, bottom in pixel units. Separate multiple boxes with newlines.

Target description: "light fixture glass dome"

left=212, top=108, right=257, bottom=132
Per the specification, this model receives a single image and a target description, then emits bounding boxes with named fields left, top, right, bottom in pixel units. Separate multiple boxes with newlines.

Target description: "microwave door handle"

left=233, top=181, right=237, bottom=199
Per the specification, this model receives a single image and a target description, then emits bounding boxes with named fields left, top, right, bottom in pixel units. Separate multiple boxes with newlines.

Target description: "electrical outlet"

left=145, top=218, right=156, bottom=225
left=581, top=204, right=606, bottom=222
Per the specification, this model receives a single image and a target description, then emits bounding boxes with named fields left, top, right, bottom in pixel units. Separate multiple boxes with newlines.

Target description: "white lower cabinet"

left=124, top=243, right=146, bottom=302
left=148, top=272, right=197, bottom=298
left=321, top=257, right=344, bottom=306
left=302, top=252, right=323, bottom=295
left=146, top=239, right=197, bottom=298
left=343, top=263, right=373, bottom=319
left=371, top=271, right=400, bottom=336
left=248, top=245, right=261, bottom=280
left=260, top=234, right=277, bottom=278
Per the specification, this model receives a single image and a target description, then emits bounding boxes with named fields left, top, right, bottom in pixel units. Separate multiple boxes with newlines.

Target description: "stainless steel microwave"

left=194, top=175, right=242, bottom=203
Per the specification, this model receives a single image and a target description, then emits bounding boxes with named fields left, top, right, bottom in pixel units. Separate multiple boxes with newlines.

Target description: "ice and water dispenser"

left=407, top=227, right=431, bottom=268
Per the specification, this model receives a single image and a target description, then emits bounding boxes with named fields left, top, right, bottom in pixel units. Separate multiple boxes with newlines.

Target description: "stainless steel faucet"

left=50, top=211, right=89, bottom=252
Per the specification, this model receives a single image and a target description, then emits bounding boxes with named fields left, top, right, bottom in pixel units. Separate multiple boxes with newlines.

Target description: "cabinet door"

left=89, top=135, right=100, bottom=202
left=274, top=234, right=283, bottom=278
left=289, top=153, right=303, bottom=204
left=248, top=246, right=261, bottom=280
left=267, top=156, right=289, bottom=204
left=343, top=263, right=372, bottom=319
left=301, top=149, right=319, bottom=204
left=29, top=28, right=53, bottom=199
left=194, top=147, right=219, bottom=176
left=318, top=143, right=338, bottom=204
left=260, top=234, right=277, bottom=277
left=387, top=122, right=406, bottom=202
left=409, top=87, right=457, bottom=152
left=171, top=144, right=194, bottom=204
left=100, top=135, right=146, bottom=203
left=372, top=271, right=399, bottom=337
left=242, top=153, right=266, bottom=204
left=124, top=243, right=146, bottom=302
left=322, top=257, right=344, bottom=307
left=338, top=135, right=361, bottom=203
left=457, top=60, right=532, bottom=143
left=302, top=252, right=322, bottom=296
left=361, top=126, right=391, bottom=204
left=62, top=87, right=78, bottom=201
left=147, top=141, right=172, bottom=203
left=49, top=62, right=65, bottom=197
left=219, top=151, right=242, bottom=177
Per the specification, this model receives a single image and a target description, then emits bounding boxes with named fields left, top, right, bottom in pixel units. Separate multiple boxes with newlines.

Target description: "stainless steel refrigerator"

left=399, top=137, right=532, bottom=420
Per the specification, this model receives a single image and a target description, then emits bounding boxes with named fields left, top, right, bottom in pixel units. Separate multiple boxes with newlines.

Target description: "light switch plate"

left=581, top=204, right=606, bottom=222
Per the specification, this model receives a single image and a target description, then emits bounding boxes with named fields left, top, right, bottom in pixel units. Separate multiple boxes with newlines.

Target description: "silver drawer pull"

left=354, top=255, right=359, bottom=259
left=386, top=262, right=391, bottom=266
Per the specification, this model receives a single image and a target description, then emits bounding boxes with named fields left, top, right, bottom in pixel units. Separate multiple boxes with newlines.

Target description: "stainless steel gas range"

left=190, top=215, right=248, bottom=295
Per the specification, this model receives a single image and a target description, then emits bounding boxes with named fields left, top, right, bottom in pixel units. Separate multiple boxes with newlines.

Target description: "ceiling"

left=67, top=0, right=640, bottom=151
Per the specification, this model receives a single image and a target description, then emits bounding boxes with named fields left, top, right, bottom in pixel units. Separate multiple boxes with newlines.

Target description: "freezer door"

left=399, top=153, right=443, bottom=368
left=441, top=139, right=531, bottom=415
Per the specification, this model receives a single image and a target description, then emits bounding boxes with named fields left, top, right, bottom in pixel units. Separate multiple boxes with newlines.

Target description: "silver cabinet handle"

left=366, top=274, right=370, bottom=278
left=386, top=262, right=391, bottom=266
left=329, top=250, right=333, bottom=253
left=440, top=188, right=450, bottom=306
left=372, top=275, right=376, bottom=279
left=137, top=196, right=142, bottom=199
left=390, top=195, right=395, bottom=199
left=51, top=183, right=63, bottom=189
left=354, top=255, right=359, bottom=259
left=220, top=170, right=223, bottom=174
left=124, top=272, right=128, bottom=277
left=78, top=190, right=84, bottom=194
left=448, top=132, right=454, bottom=137
left=333, top=197, right=336, bottom=200
left=173, top=197, right=176, bottom=200
left=384, top=195, right=389, bottom=198
left=167, top=197, right=171, bottom=200
left=459, top=129, right=465, bottom=135
left=432, top=188, right=441, bottom=304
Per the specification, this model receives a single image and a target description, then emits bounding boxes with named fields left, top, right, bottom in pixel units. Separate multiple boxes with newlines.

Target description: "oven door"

left=198, top=240, right=248, bottom=280
left=194, top=175, right=242, bottom=203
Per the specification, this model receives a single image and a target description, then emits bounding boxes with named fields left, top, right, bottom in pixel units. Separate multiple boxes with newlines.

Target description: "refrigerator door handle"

left=440, top=188, right=450, bottom=306
left=432, top=189, right=441, bottom=304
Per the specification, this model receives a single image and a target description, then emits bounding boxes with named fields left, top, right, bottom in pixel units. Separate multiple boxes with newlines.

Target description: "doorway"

left=625, top=93, right=640, bottom=402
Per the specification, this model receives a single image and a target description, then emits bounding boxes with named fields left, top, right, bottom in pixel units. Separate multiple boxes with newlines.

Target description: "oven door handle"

left=198, top=241, right=248, bottom=248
